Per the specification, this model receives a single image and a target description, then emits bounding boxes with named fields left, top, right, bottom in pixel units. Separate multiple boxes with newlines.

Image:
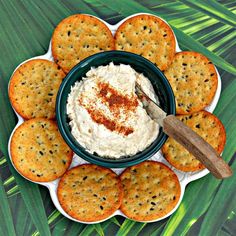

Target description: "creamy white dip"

left=67, top=63, right=159, bottom=158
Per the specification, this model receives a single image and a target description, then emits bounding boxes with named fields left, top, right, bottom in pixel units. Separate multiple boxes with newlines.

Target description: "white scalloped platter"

left=8, top=13, right=221, bottom=224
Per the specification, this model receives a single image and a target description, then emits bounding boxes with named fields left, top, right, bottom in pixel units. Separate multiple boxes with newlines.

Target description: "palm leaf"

left=0, top=175, right=16, bottom=236
left=0, top=1, right=57, bottom=235
left=109, top=217, right=121, bottom=227
left=50, top=213, right=113, bottom=236
left=150, top=222, right=167, bottom=236
left=180, top=0, right=236, bottom=27
left=18, top=182, right=51, bottom=236
left=48, top=210, right=62, bottom=226
left=169, top=26, right=236, bottom=75
left=217, top=229, right=231, bottom=236
left=59, top=0, right=98, bottom=16
left=3, top=176, right=15, bottom=186
left=49, top=215, right=84, bottom=235
left=32, top=209, right=64, bottom=235
left=65, top=222, right=85, bottom=236
left=78, top=224, right=99, bottom=236
left=222, top=210, right=236, bottom=235
left=94, top=224, right=105, bottom=236
left=77, top=219, right=116, bottom=236
left=51, top=218, right=70, bottom=236
left=49, top=212, right=85, bottom=236
left=199, top=156, right=236, bottom=235
left=102, top=218, right=122, bottom=235
left=0, top=1, right=236, bottom=235
left=135, top=221, right=167, bottom=236
left=15, top=196, right=33, bottom=236
left=0, top=159, right=50, bottom=235
left=161, top=80, right=236, bottom=235
left=115, top=218, right=147, bottom=236
left=88, top=0, right=236, bottom=75
left=0, top=156, right=7, bottom=166
left=7, top=185, right=19, bottom=198
left=116, top=219, right=135, bottom=236
left=101, top=219, right=119, bottom=234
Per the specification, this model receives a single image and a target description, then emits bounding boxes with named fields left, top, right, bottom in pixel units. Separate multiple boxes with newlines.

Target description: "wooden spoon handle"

left=163, top=115, right=232, bottom=179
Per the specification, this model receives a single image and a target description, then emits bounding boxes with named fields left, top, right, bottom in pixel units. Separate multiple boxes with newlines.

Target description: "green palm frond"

left=217, top=229, right=232, bottom=236
left=78, top=224, right=96, bottom=236
left=179, top=0, right=236, bottom=27
left=199, top=157, right=236, bottom=235
left=222, top=210, right=236, bottom=235
left=18, top=181, right=50, bottom=235
left=109, top=217, right=121, bottom=226
left=99, top=219, right=116, bottom=235
left=15, top=196, right=34, bottom=236
left=85, top=0, right=236, bottom=75
left=0, top=176, right=16, bottom=236
left=0, top=156, right=7, bottom=166
left=65, top=222, right=85, bottom=236
left=48, top=210, right=62, bottom=226
left=160, top=80, right=236, bottom=236
left=117, top=219, right=146, bottom=236
left=3, top=176, right=15, bottom=186
left=51, top=218, right=71, bottom=236
left=150, top=222, right=167, bottom=236
left=7, top=185, right=19, bottom=198
left=47, top=216, right=84, bottom=236
left=94, top=224, right=105, bottom=236
left=31, top=209, right=62, bottom=235
left=0, top=1, right=236, bottom=235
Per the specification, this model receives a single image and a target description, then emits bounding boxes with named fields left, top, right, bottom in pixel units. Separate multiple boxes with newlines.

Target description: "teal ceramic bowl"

left=56, top=51, right=175, bottom=168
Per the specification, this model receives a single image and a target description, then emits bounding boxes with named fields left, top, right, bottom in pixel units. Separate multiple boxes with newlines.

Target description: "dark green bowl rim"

left=56, top=51, right=175, bottom=168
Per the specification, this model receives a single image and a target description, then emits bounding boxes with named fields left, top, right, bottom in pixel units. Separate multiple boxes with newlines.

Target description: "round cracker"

left=9, top=59, right=65, bottom=119
left=162, top=111, right=226, bottom=172
left=164, top=51, right=218, bottom=114
left=114, top=14, right=176, bottom=71
left=57, top=164, right=123, bottom=222
left=11, top=118, right=73, bottom=182
left=120, top=161, right=181, bottom=221
left=52, top=14, right=115, bottom=73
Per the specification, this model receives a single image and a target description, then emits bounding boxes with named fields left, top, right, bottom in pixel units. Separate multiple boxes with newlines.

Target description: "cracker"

left=120, top=161, right=181, bottom=221
left=9, top=59, right=65, bottom=119
left=57, top=164, right=123, bottom=222
left=52, top=14, right=115, bottom=73
left=11, top=118, right=73, bottom=182
left=114, top=14, right=176, bottom=71
left=164, top=51, right=218, bottom=114
left=162, top=111, right=226, bottom=172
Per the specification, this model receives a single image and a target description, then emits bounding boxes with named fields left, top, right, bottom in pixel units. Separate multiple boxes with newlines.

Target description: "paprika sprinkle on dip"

left=67, top=62, right=159, bottom=158
left=97, top=82, right=138, bottom=112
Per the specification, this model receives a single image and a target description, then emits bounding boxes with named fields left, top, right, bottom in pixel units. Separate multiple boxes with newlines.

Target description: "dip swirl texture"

left=67, top=63, right=159, bottom=158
